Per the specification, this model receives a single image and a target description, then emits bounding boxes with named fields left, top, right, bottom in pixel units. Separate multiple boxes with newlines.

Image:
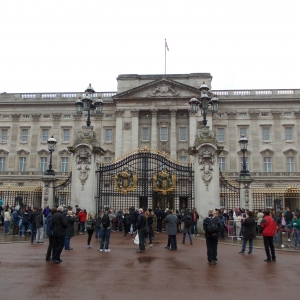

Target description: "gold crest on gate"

left=115, top=167, right=137, bottom=194
left=153, top=170, right=176, bottom=195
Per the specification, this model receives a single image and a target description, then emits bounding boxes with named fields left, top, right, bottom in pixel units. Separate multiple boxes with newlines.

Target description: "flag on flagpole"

left=165, top=39, right=169, bottom=51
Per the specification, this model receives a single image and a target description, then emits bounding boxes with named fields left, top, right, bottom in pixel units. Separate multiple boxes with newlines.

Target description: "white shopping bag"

left=134, top=231, right=139, bottom=245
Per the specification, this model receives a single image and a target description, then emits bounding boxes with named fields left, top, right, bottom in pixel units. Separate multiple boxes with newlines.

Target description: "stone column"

left=237, top=179, right=253, bottom=211
left=68, top=129, right=105, bottom=215
left=151, top=109, right=158, bottom=149
left=170, top=109, right=177, bottom=158
left=41, top=176, right=56, bottom=208
left=115, top=109, right=124, bottom=158
left=189, top=111, right=197, bottom=147
left=131, top=109, right=139, bottom=150
left=189, top=126, right=224, bottom=222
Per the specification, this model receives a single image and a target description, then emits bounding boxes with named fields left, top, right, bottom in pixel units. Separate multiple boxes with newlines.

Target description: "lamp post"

left=75, top=83, right=103, bottom=127
left=239, top=135, right=250, bottom=178
left=45, top=136, right=57, bottom=175
left=189, top=82, right=219, bottom=126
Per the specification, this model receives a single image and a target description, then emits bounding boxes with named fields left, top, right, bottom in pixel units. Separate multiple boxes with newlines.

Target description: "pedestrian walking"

left=45, top=207, right=56, bottom=261
left=238, top=211, right=256, bottom=255
left=164, top=209, right=179, bottom=250
left=86, top=212, right=96, bottom=249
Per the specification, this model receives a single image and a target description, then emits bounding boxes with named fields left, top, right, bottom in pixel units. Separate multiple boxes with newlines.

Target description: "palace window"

left=217, top=128, right=225, bottom=142
left=179, top=127, right=187, bottom=141
left=219, top=157, right=226, bottom=171
left=21, top=129, right=28, bottom=142
left=0, top=157, right=5, bottom=171
left=40, top=157, right=47, bottom=172
left=61, top=157, right=69, bottom=172
left=287, top=157, right=295, bottom=172
left=19, top=157, right=26, bottom=172
left=1, top=129, right=8, bottom=142
left=285, top=127, right=293, bottom=141
left=262, top=127, right=270, bottom=141
left=179, top=156, right=187, bottom=163
left=63, top=129, right=70, bottom=142
left=142, top=127, right=149, bottom=141
left=42, top=129, right=49, bottom=142
left=160, top=127, right=168, bottom=141
left=105, top=129, right=113, bottom=143
left=263, top=157, right=272, bottom=172
left=239, top=128, right=247, bottom=138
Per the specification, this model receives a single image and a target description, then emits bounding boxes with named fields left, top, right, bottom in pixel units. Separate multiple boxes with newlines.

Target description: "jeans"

left=192, top=222, right=198, bottom=235
left=206, top=236, right=218, bottom=262
left=95, top=227, right=101, bottom=239
left=138, top=229, right=145, bottom=251
left=182, top=232, right=193, bottom=243
left=87, top=229, right=94, bottom=245
left=4, top=220, right=10, bottom=234
left=21, top=222, right=29, bottom=236
left=31, top=226, right=36, bottom=242
left=100, top=228, right=111, bottom=250
left=118, top=218, right=123, bottom=231
left=36, top=227, right=44, bottom=242
left=156, top=219, right=162, bottom=232
left=81, top=221, right=85, bottom=234
left=293, top=230, right=299, bottom=248
left=64, top=237, right=71, bottom=249
left=263, top=236, right=276, bottom=260
left=241, top=239, right=253, bottom=253
left=274, top=231, right=278, bottom=243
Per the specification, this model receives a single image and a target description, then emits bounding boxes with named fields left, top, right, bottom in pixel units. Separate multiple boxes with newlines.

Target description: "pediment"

left=16, top=149, right=30, bottom=155
left=260, top=148, right=274, bottom=156
left=37, top=149, right=49, bottom=155
left=283, top=148, right=298, bottom=156
left=0, top=149, right=9, bottom=155
left=113, top=78, right=200, bottom=99
left=58, top=149, right=72, bottom=155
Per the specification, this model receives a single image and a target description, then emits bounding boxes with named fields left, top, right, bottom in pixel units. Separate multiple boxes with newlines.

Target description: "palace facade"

left=1, top=73, right=300, bottom=211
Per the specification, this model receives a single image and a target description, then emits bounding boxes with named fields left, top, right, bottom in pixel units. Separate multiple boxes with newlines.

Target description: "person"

left=182, top=209, right=193, bottom=245
left=52, top=206, right=68, bottom=264
left=86, top=212, right=96, bottom=249
left=154, top=206, right=163, bottom=233
left=45, top=207, right=56, bottom=261
left=261, top=210, right=277, bottom=262
left=203, top=210, right=221, bottom=265
left=234, top=211, right=242, bottom=240
left=29, top=207, right=38, bottom=243
left=164, top=209, right=179, bottom=250
left=78, top=209, right=87, bottom=234
left=35, top=208, right=44, bottom=244
left=95, top=210, right=102, bottom=242
left=21, top=206, right=29, bottom=237
left=285, top=207, right=293, bottom=242
left=136, top=208, right=147, bottom=253
left=99, top=207, right=115, bottom=252
left=65, top=210, right=77, bottom=250
left=123, top=209, right=132, bottom=238
left=256, top=209, right=264, bottom=235
left=116, top=209, right=123, bottom=231
left=144, top=210, right=154, bottom=248
left=129, top=206, right=138, bottom=233
left=192, top=207, right=199, bottom=236
left=11, top=207, right=20, bottom=236
left=238, top=211, right=256, bottom=255
left=4, top=208, right=11, bottom=235
left=291, top=212, right=300, bottom=250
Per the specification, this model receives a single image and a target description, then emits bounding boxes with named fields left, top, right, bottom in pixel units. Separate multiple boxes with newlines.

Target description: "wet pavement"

left=0, top=228, right=299, bottom=300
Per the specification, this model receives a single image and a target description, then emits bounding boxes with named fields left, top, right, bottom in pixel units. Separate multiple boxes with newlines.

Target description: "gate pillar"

left=237, top=178, right=253, bottom=211
left=189, top=126, right=223, bottom=221
left=41, top=176, right=56, bottom=208
left=68, top=128, right=105, bottom=215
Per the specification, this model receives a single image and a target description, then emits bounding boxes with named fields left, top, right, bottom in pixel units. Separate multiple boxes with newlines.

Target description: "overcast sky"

left=1, top=0, right=299, bottom=93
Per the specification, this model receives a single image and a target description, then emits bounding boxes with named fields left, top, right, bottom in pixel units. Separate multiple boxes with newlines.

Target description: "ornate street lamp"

left=189, top=82, right=219, bottom=126
left=75, top=83, right=103, bottom=127
left=239, top=135, right=250, bottom=178
left=45, top=136, right=57, bottom=175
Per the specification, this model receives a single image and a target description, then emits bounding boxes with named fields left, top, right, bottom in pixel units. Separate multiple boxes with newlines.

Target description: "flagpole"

left=165, top=38, right=166, bottom=74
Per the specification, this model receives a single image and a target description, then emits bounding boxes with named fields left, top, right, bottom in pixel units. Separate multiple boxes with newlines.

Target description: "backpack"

left=184, top=214, right=193, bottom=227
left=86, top=218, right=94, bottom=230
left=207, top=217, right=220, bottom=234
left=101, top=213, right=110, bottom=228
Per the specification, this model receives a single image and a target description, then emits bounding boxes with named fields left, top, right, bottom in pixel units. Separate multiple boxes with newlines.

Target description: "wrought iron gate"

left=96, top=148, right=194, bottom=212
left=54, top=172, right=72, bottom=208
left=219, top=170, right=240, bottom=209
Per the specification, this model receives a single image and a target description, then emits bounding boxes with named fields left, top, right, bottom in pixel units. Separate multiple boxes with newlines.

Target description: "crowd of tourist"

left=0, top=200, right=299, bottom=264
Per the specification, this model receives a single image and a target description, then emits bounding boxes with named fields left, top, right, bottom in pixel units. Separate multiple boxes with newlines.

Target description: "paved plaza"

left=0, top=229, right=299, bottom=300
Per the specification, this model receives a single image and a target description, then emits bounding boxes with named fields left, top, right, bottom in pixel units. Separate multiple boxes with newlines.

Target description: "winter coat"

left=35, top=212, right=44, bottom=229
left=52, top=211, right=68, bottom=236
left=261, top=215, right=277, bottom=236
left=65, top=215, right=77, bottom=238
left=95, top=215, right=102, bottom=228
left=165, top=213, right=179, bottom=235
left=78, top=211, right=87, bottom=223
left=242, top=217, right=256, bottom=240
left=124, top=213, right=132, bottom=225
left=136, top=213, right=146, bottom=231
left=182, top=213, right=193, bottom=234
left=292, top=218, right=300, bottom=231
left=46, top=213, right=54, bottom=237
left=256, top=212, right=264, bottom=225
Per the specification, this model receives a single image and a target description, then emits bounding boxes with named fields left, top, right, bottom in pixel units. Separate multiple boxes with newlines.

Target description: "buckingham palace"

left=0, top=73, right=300, bottom=212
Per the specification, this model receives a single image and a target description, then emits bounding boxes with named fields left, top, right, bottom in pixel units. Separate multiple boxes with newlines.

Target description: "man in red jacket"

left=261, top=210, right=277, bottom=262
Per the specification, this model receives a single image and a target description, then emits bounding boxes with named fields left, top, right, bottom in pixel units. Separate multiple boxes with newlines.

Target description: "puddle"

left=138, top=256, right=157, bottom=263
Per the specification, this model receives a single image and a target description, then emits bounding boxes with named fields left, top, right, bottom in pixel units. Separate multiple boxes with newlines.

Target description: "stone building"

left=0, top=73, right=300, bottom=212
